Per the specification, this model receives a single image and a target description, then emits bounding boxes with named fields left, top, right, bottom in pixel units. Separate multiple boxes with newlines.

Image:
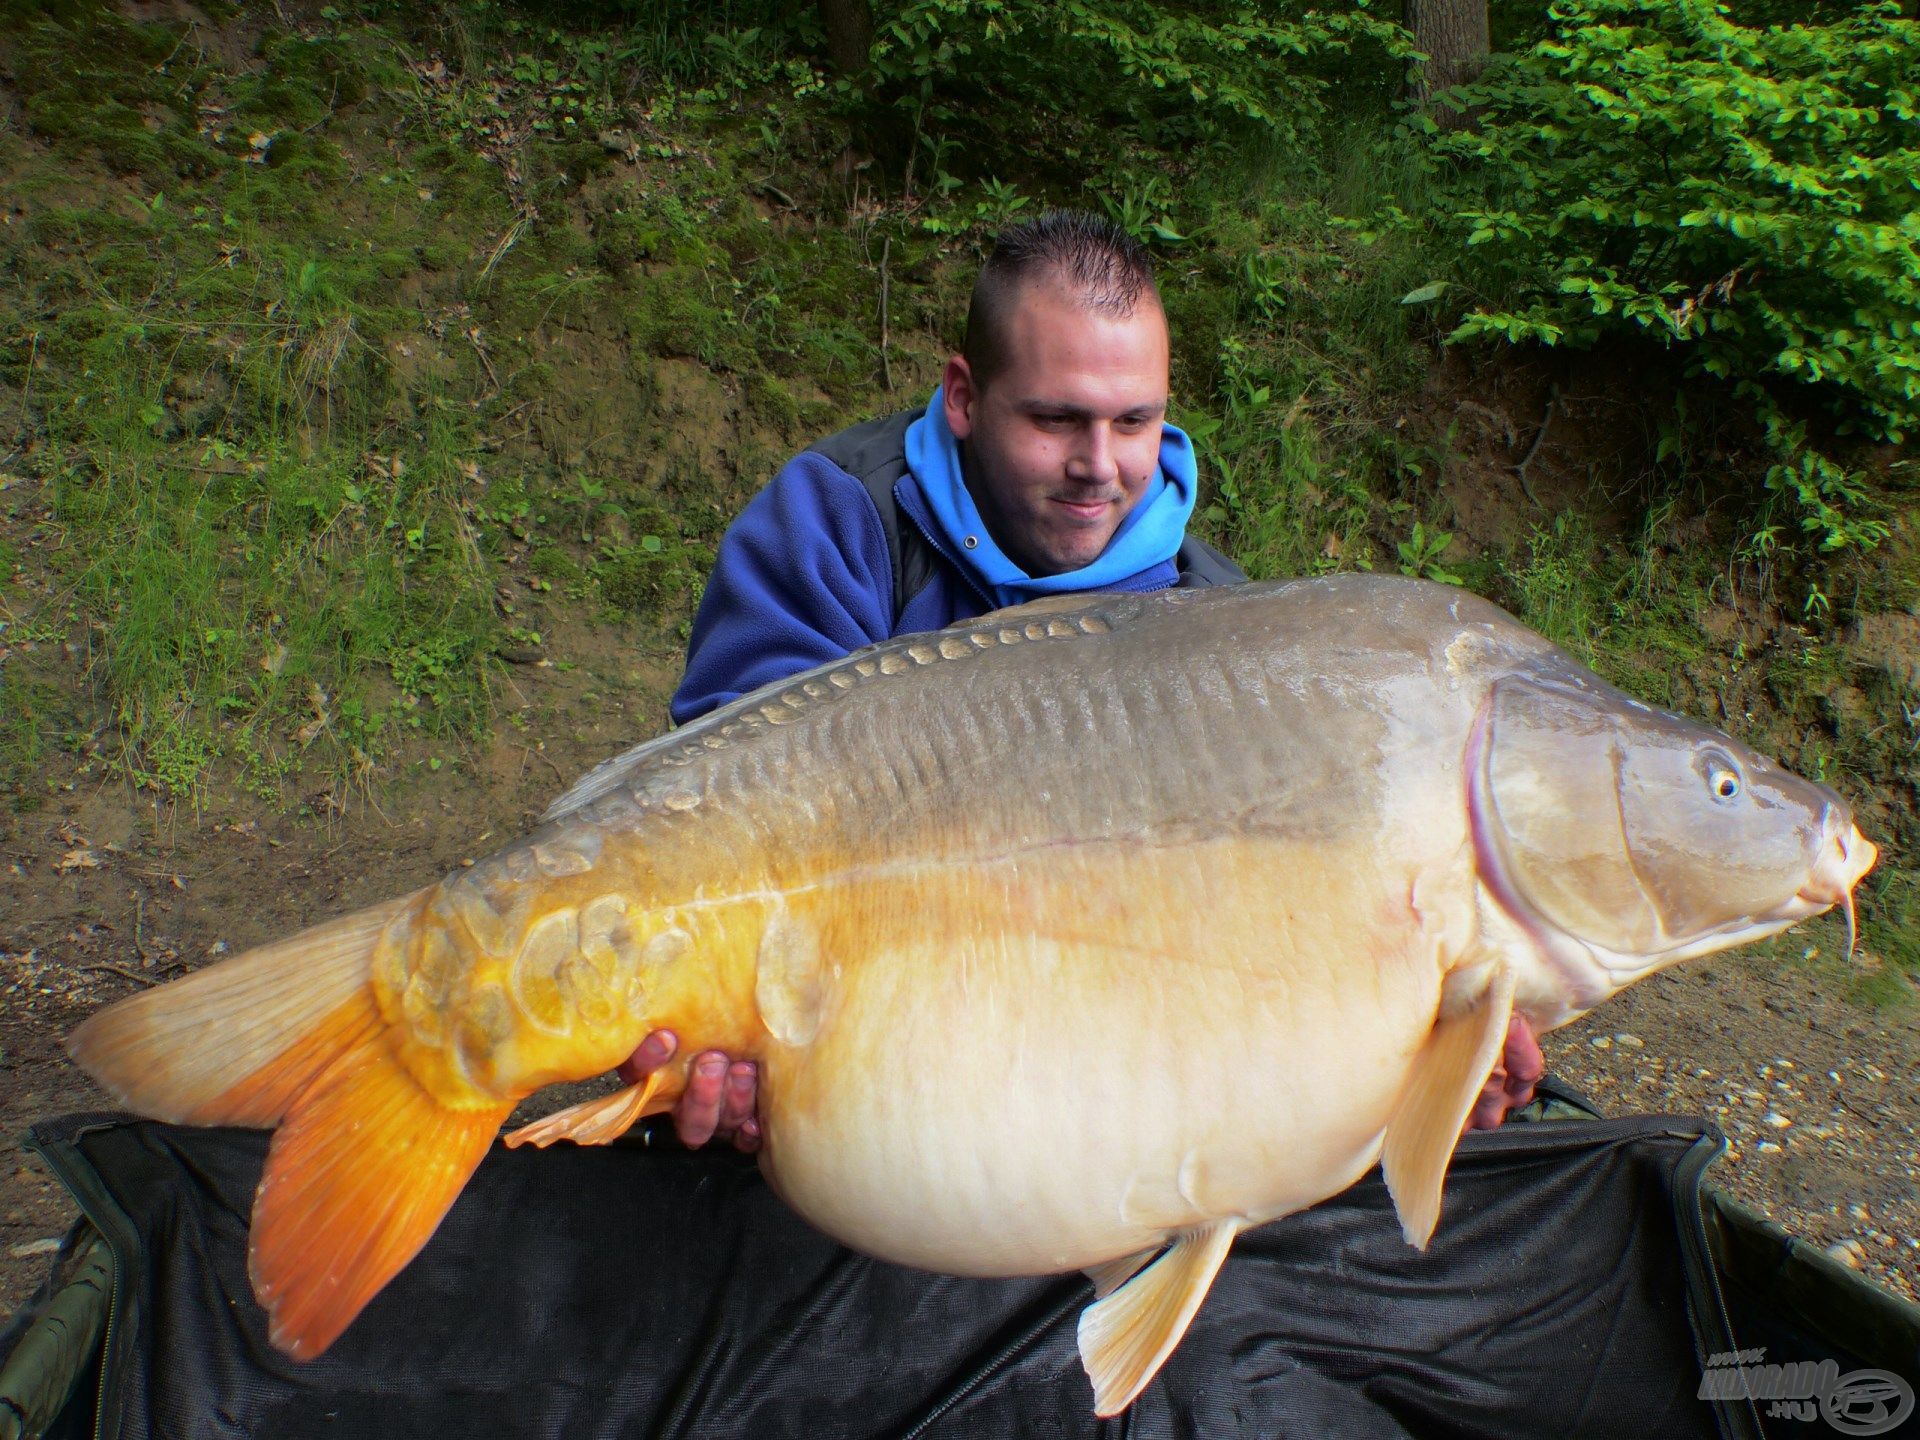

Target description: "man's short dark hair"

left=962, top=210, right=1160, bottom=390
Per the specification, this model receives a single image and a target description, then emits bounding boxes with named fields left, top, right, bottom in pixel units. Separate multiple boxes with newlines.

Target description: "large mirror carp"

left=69, top=574, right=1877, bottom=1414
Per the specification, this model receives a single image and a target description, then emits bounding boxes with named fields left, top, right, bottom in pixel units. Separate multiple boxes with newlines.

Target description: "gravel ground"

left=1547, top=954, right=1919, bottom=1306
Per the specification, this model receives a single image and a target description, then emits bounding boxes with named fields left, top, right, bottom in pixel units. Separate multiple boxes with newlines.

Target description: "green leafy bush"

left=1427, top=0, right=1919, bottom=546
left=865, top=0, right=1412, bottom=203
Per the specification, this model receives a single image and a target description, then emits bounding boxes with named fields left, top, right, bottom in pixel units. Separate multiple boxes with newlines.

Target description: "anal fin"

left=1077, top=1219, right=1238, bottom=1417
left=1383, top=963, right=1516, bottom=1250
left=504, top=1072, right=675, bottom=1149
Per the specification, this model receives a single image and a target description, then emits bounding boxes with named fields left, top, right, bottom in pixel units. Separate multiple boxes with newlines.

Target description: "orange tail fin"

left=68, top=891, right=425, bottom=1125
left=68, top=888, right=512, bottom=1357
left=251, top=1040, right=510, bottom=1357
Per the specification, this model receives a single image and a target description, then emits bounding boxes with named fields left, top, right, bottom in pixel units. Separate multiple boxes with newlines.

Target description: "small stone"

left=1826, top=1239, right=1867, bottom=1269
left=1756, top=1141, right=1782, bottom=1154
left=1614, top=1033, right=1643, bottom=1049
left=6, top=1237, right=60, bottom=1259
left=1850, top=1203, right=1873, bottom=1223
left=1589, top=1036, right=1612, bottom=1050
left=1764, top=1112, right=1792, bottom=1129
left=1820, top=1244, right=1866, bottom=1274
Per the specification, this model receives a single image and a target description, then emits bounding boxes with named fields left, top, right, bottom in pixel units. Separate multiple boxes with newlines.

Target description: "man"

left=617, top=211, right=1541, bottom=1149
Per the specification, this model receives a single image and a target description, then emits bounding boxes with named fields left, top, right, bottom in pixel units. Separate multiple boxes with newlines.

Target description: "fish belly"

left=756, top=834, right=1446, bottom=1276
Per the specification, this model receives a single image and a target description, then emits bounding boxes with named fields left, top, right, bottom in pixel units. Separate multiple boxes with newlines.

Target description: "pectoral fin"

left=1077, top=1219, right=1237, bottom=1416
left=1383, top=964, right=1516, bottom=1249
left=503, top=1071, right=675, bottom=1149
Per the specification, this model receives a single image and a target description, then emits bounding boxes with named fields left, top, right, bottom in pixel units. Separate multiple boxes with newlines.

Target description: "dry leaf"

left=57, top=849, right=100, bottom=872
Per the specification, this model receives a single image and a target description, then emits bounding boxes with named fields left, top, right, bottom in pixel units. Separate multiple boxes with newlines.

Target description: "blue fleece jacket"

left=670, top=392, right=1201, bottom=724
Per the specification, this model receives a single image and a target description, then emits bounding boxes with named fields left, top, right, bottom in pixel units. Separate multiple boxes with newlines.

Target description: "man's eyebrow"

left=1020, top=399, right=1168, bottom=419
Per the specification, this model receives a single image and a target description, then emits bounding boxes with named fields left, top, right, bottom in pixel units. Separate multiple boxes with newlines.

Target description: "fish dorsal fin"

left=540, top=727, right=707, bottom=824
left=1077, top=1219, right=1238, bottom=1416
left=1383, top=963, right=1516, bottom=1250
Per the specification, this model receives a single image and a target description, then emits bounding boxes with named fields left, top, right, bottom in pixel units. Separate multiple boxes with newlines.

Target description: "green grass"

left=1859, top=866, right=1920, bottom=996
left=0, top=5, right=529, bottom=801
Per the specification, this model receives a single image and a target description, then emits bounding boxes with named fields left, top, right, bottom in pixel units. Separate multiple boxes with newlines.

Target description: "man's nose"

left=1067, top=423, right=1120, bottom=487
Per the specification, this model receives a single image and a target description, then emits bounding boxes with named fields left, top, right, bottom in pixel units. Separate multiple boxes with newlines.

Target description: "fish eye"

left=1705, top=757, right=1742, bottom=801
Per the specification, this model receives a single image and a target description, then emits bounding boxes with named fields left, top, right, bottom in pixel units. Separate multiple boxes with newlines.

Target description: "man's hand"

left=1465, top=1014, right=1545, bottom=1132
left=617, top=1031, right=761, bottom=1153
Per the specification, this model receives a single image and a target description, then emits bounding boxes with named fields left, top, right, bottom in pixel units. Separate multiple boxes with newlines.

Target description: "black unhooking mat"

left=6, top=1108, right=1910, bottom=1439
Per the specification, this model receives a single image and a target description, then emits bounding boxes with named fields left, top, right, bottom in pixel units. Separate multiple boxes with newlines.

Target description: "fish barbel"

left=69, top=575, right=1877, bottom=1414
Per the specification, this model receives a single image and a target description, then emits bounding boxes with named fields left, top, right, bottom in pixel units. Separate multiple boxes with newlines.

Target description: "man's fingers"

left=620, top=1041, right=760, bottom=1149
left=617, top=1029, right=679, bottom=1086
left=675, top=1052, right=729, bottom=1148
left=718, top=1061, right=757, bottom=1134
left=1463, top=1017, right=1548, bottom=1133
left=1498, top=1015, right=1545, bottom=1112
left=1464, top=1069, right=1509, bottom=1133
left=1505, top=1015, right=1546, bottom=1089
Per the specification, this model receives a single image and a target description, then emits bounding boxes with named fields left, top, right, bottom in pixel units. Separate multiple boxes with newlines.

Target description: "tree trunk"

left=818, top=0, right=874, bottom=79
left=1405, top=0, right=1489, bottom=131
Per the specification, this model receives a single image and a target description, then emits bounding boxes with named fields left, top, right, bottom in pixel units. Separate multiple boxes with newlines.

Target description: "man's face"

left=942, top=281, right=1170, bottom=577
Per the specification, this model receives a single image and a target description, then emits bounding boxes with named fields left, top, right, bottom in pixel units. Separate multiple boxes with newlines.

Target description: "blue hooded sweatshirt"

left=669, top=390, right=1209, bottom=724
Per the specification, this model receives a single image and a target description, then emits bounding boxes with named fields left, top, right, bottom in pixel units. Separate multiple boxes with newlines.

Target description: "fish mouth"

left=1591, top=810, right=1880, bottom=982
left=1795, top=813, right=1879, bottom=956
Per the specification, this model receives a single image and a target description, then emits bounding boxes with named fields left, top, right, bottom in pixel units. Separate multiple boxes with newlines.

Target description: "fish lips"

left=1795, top=817, right=1878, bottom=957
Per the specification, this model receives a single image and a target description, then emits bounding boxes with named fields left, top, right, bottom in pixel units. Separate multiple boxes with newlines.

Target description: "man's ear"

left=942, top=355, right=978, bottom=440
